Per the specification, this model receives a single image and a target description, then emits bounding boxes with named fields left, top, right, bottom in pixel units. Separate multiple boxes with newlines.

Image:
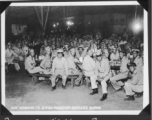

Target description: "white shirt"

left=52, top=57, right=68, bottom=75
left=82, top=55, right=95, bottom=72
left=66, top=54, right=77, bottom=70
left=134, top=56, right=143, bottom=72
left=120, top=56, right=129, bottom=73
left=110, top=52, right=119, bottom=61
left=95, top=57, right=110, bottom=77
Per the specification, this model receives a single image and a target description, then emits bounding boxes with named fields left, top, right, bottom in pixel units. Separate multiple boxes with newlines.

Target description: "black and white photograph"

left=1, top=1, right=149, bottom=115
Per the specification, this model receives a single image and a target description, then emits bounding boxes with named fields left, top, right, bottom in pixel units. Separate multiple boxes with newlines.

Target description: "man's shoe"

left=100, top=93, right=108, bottom=101
left=90, top=89, right=98, bottom=95
left=52, top=86, right=56, bottom=91
left=62, top=84, right=66, bottom=89
left=124, top=95, right=135, bottom=101
left=135, top=92, right=143, bottom=98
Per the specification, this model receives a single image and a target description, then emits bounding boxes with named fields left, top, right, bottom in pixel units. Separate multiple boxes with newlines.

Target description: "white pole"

left=34, top=7, right=42, bottom=27
left=44, top=6, right=50, bottom=32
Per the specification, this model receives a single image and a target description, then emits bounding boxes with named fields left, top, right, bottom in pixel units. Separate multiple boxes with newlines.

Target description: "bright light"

left=53, top=24, right=56, bottom=27
left=57, top=23, right=59, bottom=25
left=134, top=23, right=141, bottom=31
left=130, top=18, right=143, bottom=34
left=66, top=21, right=74, bottom=26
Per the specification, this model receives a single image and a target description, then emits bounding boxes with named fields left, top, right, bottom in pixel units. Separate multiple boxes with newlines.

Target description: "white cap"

left=45, top=46, right=51, bottom=52
left=57, top=49, right=63, bottom=53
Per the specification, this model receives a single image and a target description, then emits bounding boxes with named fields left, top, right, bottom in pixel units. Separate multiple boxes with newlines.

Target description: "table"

left=35, top=60, right=42, bottom=66
left=29, top=73, right=79, bottom=88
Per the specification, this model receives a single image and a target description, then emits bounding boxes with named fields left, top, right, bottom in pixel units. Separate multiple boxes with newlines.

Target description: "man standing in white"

left=82, top=48, right=98, bottom=95
left=50, top=49, right=68, bottom=91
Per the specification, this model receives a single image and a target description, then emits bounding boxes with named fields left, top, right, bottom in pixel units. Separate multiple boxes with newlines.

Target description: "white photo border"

left=1, top=1, right=149, bottom=115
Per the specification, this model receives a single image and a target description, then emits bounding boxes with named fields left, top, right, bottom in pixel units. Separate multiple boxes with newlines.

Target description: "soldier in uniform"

left=82, top=48, right=98, bottom=95
left=22, top=40, right=29, bottom=60
left=95, top=50, right=112, bottom=101
left=66, top=48, right=83, bottom=85
left=40, top=46, right=52, bottom=74
left=133, top=50, right=143, bottom=73
left=25, top=49, right=43, bottom=74
left=110, top=47, right=119, bottom=61
left=124, top=62, right=143, bottom=101
left=40, top=45, right=46, bottom=56
left=13, top=42, right=24, bottom=61
left=63, top=44, right=69, bottom=59
left=5, top=43, right=20, bottom=72
left=75, top=44, right=87, bottom=63
left=51, top=44, right=57, bottom=59
left=110, top=51, right=129, bottom=91
left=50, top=49, right=68, bottom=91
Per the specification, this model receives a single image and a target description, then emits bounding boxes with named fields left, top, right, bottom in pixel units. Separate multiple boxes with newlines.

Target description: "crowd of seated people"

left=5, top=31, right=144, bottom=101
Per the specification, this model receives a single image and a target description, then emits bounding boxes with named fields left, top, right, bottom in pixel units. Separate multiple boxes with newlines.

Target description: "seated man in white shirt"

left=82, top=48, right=98, bottom=95
left=25, top=49, right=43, bottom=74
left=95, top=50, right=112, bottom=101
left=110, top=47, right=119, bottom=61
left=50, top=49, right=68, bottom=91
left=110, top=51, right=129, bottom=91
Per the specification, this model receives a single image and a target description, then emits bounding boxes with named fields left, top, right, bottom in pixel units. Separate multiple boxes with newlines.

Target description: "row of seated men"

left=5, top=42, right=28, bottom=72
left=24, top=45, right=143, bottom=101
left=5, top=42, right=143, bottom=101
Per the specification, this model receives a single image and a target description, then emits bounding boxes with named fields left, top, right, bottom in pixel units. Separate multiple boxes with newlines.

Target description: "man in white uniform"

left=50, top=49, right=68, bottom=91
left=82, top=48, right=98, bottom=95
left=95, top=50, right=112, bottom=101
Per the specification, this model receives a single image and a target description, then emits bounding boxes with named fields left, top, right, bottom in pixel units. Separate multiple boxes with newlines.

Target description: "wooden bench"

left=29, top=73, right=79, bottom=88
left=111, top=66, right=120, bottom=70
